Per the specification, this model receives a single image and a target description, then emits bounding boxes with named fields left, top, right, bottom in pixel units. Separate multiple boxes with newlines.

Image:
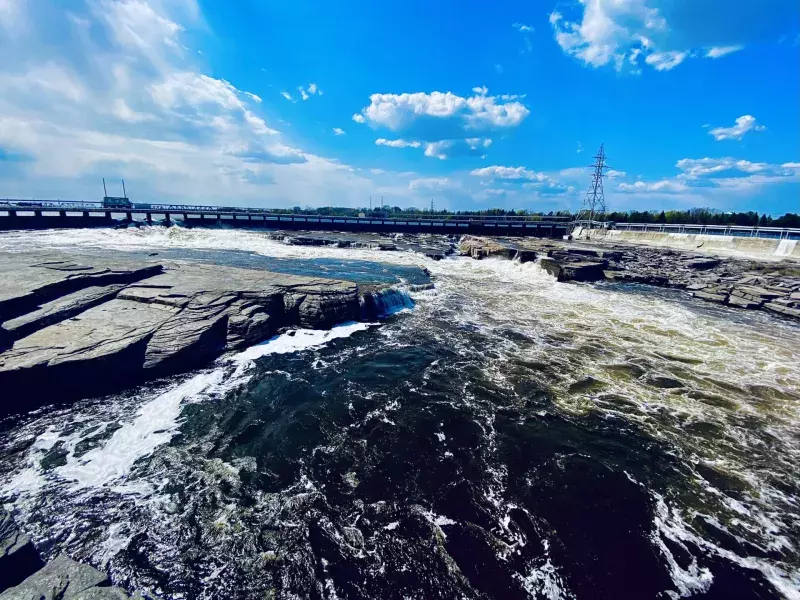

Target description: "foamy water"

left=1, top=225, right=798, bottom=599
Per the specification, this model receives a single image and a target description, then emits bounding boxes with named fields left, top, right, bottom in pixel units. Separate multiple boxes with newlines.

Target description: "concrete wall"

left=582, top=228, right=800, bottom=261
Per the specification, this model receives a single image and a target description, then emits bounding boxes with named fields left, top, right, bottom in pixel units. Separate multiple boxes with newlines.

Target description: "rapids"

left=1, top=226, right=799, bottom=599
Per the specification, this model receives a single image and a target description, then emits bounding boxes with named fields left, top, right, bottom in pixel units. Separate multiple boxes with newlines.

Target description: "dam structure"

left=0, top=199, right=571, bottom=237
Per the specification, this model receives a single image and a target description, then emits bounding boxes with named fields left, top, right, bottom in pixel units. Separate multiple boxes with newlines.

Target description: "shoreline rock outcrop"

left=0, top=252, right=393, bottom=416
left=459, top=236, right=800, bottom=320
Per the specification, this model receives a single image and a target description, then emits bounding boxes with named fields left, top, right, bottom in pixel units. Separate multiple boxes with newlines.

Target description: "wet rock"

left=727, top=295, right=762, bottom=310
left=539, top=258, right=605, bottom=282
left=685, top=258, right=721, bottom=270
left=0, top=554, right=107, bottom=600
left=0, top=253, right=364, bottom=415
left=646, top=375, right=685, bottom=389
left=0, top=509, right=43, bottom=590
left=692, top=290, right=728, bottom=304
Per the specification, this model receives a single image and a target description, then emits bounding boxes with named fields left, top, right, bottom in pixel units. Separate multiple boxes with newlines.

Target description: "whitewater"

left=0, top=225, right=798, bottom=600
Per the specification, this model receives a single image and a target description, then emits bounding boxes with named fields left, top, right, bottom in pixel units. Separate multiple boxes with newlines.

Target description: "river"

left=0, top=226, right=798, bottom=599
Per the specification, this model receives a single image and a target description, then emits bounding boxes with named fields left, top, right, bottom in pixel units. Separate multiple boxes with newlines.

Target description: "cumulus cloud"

left=619, top=156, right=800, bottom=198
left=470, top=165, right=548, bottom=181
left=708, top=115, right=766, bottom=141
left=280, top=91, right=293, bottom=101
left=332, top=127, right=345, bottom=136
left=352, top=113, right=366, bottom=123
left=617, top=179, right=687, bottom=193
left=423, top=138, right=491, bottom=160
left=513, top=22, right=534, bottom=33
left=0, top=0, right=397, bottom=208
left=375, top=138, right=421, bottom=148
left=353, top=89, right=529, bottom=139
left=548, top=0, right=749, bottom=72
left=676, top=157, right=772, bottom=178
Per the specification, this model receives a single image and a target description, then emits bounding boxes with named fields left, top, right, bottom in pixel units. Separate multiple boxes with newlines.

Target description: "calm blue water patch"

left=113, top=247, right=431, bottom=285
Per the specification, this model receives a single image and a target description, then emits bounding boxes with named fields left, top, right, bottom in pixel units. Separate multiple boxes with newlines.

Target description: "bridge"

left=0, top=199, right=571, bottom=237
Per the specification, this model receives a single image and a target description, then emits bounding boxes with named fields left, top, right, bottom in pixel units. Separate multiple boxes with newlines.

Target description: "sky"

left=0, top=0, right=798, bottom=214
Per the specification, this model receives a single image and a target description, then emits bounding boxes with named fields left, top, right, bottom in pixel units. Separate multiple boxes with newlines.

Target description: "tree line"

left=279, top=205, right=799, bottom=227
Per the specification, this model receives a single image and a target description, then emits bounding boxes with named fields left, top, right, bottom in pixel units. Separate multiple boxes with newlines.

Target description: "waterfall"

left=360, top=287, right=415, bottom=319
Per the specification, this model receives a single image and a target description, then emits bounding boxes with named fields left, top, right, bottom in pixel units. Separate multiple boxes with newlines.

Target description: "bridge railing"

left=0, top=199, right=570, bottom=224
left=611, top=222, right=800, bottom=240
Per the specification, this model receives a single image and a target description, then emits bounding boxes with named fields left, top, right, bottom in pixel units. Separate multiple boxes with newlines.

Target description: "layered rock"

left=0, top=253, right=366, bottom=415
left=0, top=554, right=148, bottom=599
left=458, top=236, right=800, bottom=320
left=0, top=509, right=43, bottom=590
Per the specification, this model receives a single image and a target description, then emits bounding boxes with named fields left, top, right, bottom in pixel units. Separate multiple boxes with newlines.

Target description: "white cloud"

left=375, top=138, right=422, bottom=148
left=352, top=113, right=366, bottom=124
left=332, top=127, right=345, bottom=136
left=494, top=63, right=503, bottom=74
left=618, top=156, right=800, bottom=200
left=705, top=45, right=744, bottom=58
left=576, top=141, right=583, bottom=154
left=409, top=177, right=456, bottom=192
left=354, top=90, right=529, bottom=136
left=0, top=0, right=410, bottom=209
left=470, top=165, right=548, bottom=181
left=281, top=91, right=293, bottom=101
left=618, top=179, right=687, bottom=193
left=472, top=85, right=488, bottom=95
left=112, top=98, right=155, bottom=123
left=423, top=138, right=492, bottom=160
left=548, top=1, right=746, bottom=72
left=297, top=82, right=321, bottom=101
left=676, top=157, right=771, bottom=178
left=708, top=115, right=766, bottom=141
left=513, top=22, right=534, bottom=33
left=644, top=50, right=688, bottom=71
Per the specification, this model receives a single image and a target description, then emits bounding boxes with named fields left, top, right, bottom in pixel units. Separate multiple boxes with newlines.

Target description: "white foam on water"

left=776, top=239, right=797, bottom=257
left=57, top=369, right=225, bottom=490
left=4, top=321, right=373, bottom=500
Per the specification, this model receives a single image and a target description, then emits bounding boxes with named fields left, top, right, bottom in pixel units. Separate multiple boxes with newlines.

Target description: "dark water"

left=72, top=246, right=433, bottom=286
left=1, top=229, right=799, bottom=600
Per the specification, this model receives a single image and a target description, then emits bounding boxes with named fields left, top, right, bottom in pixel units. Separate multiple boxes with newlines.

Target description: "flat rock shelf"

left=0, top=251, right=399, bottom=416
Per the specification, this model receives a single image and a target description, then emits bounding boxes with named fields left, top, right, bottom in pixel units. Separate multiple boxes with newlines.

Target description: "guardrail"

left=0, top=199, right=570, bottom=223
left=611, top=222, right=800, bottom=240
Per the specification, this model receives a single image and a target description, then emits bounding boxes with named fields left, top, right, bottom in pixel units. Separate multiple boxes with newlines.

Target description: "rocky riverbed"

left=459, top=235, right=800, bottom=321
left=0, top=250, right=423, bottom=416
left=1, top=226, right=799, bottom=600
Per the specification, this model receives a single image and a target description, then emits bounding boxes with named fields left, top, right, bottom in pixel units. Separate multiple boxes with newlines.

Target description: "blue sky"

left=0, top=0, right=798, bottom=214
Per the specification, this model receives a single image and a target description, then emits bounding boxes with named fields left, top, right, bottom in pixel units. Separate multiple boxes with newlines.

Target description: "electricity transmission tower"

left=575, top=144, right=610, bottom=225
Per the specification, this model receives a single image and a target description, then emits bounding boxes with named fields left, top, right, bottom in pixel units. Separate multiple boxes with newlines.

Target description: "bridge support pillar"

left=59, top=210, right=67, bottom=217
left=105, top=211, right=111, bottom=219
left=126, top=212, right=132, bottom=222
left=82, top=211, right=90, bottom=218
left=8, top=210, right=16, bottom=217
left=216, top=214, right=221, bottom=222
left=34, top=210, right=42, bottom=218
left=146, top=212, right=152, bottom=224
left=165, top=213, right=170, bottom=224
